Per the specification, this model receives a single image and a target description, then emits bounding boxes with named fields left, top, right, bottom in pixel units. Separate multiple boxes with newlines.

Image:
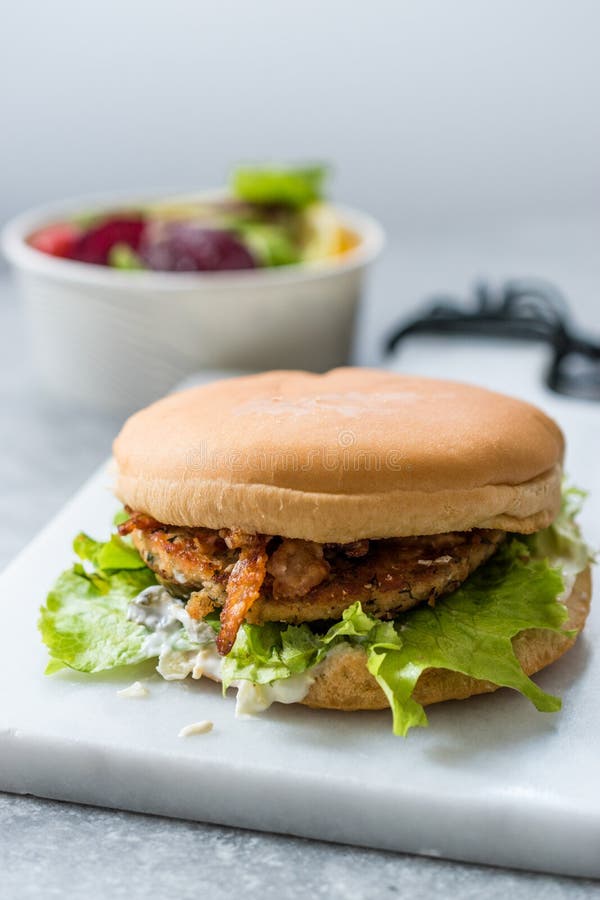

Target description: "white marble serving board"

left=1, top=346, right=599, bottom=878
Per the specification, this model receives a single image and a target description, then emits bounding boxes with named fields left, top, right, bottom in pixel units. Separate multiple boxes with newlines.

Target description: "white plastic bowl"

left=1, top=190, right=385, bottom=414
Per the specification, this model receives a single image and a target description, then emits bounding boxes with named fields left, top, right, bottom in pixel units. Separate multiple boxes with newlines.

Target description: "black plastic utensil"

left=384, top=279, right=600, bottom=400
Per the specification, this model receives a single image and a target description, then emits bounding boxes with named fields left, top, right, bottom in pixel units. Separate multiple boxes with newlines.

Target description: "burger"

left=40, top=369, right=593, bottom=735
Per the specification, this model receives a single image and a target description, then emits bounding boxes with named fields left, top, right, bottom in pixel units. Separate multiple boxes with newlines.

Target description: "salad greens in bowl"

left=1, top=164, right=384, bottom=414
left=23, top=166, right=361, bottom=274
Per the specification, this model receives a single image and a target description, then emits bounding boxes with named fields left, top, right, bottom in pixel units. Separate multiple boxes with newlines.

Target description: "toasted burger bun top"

left=113, top=368, right=564, bottom=542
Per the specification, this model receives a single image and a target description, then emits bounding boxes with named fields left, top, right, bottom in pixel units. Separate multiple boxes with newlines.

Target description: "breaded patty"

left=128, top=522, right=235, bottom=599
left=126, top=514, right=504, bottom=626
left=247, top=530, right=504, bottom=624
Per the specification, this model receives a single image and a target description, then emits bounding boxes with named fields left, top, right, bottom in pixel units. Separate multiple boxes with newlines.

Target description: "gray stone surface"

left=1, top=793, right=599, bottom=900
left=2, top=259, right=599, bottom=898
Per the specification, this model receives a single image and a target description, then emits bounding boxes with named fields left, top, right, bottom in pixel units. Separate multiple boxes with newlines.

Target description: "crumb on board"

left=178, top=720, right=214, bottom=738
left=117, top=681, right=149, bottom=699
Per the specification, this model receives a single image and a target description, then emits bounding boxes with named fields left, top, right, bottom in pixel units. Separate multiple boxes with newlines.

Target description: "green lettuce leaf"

left=221, top=622, right=322, bottom=689
left=40, top=540, right=157, bottom=674
left=525, top=485, right=594, bottom=575
left=107, top=243, right=145, bottom=270
left=113, top=508, right=130, bottom=527
left=363, top=543, right=568, bottom=736
left=230, top=164, right=327, bottom=208
left=73, top=532, right=146, bottom=572
left=235, top=222, right=300, bottom=267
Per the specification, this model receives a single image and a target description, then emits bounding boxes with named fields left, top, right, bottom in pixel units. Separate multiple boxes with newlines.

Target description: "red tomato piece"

left=29, top=223, right=80, bottom=259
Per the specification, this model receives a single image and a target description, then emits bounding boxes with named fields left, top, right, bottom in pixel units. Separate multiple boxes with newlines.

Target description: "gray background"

left=2, top=0, right=600, bottom=234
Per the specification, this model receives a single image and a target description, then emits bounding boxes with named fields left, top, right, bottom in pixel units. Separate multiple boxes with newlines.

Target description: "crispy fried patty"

left=128, top=520, right=505, bottom=625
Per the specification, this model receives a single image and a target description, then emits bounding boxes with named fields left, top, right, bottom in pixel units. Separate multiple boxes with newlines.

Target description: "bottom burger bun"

left=299, top=567, right=592, bottom=712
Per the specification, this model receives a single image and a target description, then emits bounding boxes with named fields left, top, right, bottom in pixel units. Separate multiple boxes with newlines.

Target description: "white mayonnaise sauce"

left=127, top=585, right=316, bottom=713
left=128, top=586, right=216, bottom=658
left=234, top=671, right=316, bottom=716
left=557, top=572, right=576, bottom=605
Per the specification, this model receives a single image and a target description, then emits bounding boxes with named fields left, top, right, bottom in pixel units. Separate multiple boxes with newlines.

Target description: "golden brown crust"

left=132, top=518, right=506, bottom=624
left=245, top=530, right=506, bottom=623
left=113, top=368, right=564, bottom=542
left=301, top=567, right=592, bottom=711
